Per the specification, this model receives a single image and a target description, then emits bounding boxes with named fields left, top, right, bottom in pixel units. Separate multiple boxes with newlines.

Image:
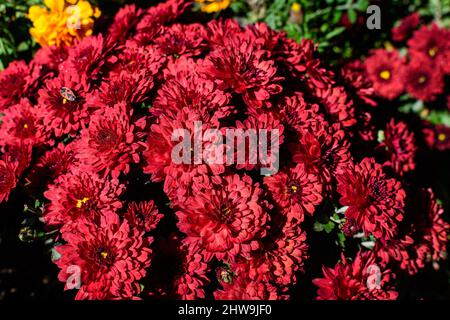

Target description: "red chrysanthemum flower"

left=290, top=121, right=351, bottom=187
left=313, top=251, right=398, bottom=300
left=264, top=220, right=309, bottom=288
left=43, top=170, right=124, bottom=227
left=143, top=106, right=225, bottom=202
left=0, top=159, right=17, bottom=203
left=0, top=99, right=49, bottom=147
left=37, top=72, right=89, bottom=137
left=204, top=36, right=283, bottom=109
left=423, top=124, right=450, bottom=151
left=27, top=143, right=78, bottom=189
left=59, top=34, right=109, bottom=87
left=364, top=49, right=405, bottom=100
left=33, top=44, right=69, bottom=73
left=124, top=200, right=163, bottom=233
left=233, top=112, right=284, bottom=173
left=76, top=103, right=146, bottom=179
left=174, top=242, right=210, bottom=300
left=1, top=142, right=32, bottom=177
left=264, top=164, right=322, bottom=222
left=154, top=23, right=207, bottom=59
left=403, top=54, right=444, bottom=102
left=277, top=92, right=323, bottom=132
left=0, top=61, right=39, bottom=110
left=54, top=219, right=151, bottom=300
left=392, top=12, right=420, bottom=42
left=381, top=119, right=417, bottom=175
left=336, top=157, right=405, bottom=241
left=214, top=258, right=279, bottom=300
left=107, top=4, right=144, bottom=44
left=152, top=67, right=232, bottom=124
left=176, top=174, right=269, bottom=262
left=408, top=23, right=449, bottom=72
left=341, top=60, right=377, bottom=107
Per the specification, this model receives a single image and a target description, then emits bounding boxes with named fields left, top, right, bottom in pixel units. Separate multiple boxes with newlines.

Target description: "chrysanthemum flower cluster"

left=0, top=0, right=449, bottom=300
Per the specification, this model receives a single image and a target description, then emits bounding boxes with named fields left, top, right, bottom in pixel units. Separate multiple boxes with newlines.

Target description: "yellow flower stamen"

left=23, top=123, right=29, bottom=129
left=290, top=185, right=298, bottom=193
left=379, top=70, right=391, bottom=80
left=100, top=251, right=108, bottom=259
left=291, top=3, right=302, bottom=12
left=438, top=133, right=446, bottom=142
left=418, top=76, right=427, bottom=84
left=428, top=47, right=438, bottom=57
left=75, top=197, right=90, bottom=208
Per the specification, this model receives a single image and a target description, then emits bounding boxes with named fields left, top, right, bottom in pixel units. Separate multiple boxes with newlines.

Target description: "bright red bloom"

left=0, top=99, right=48, bottom=147
left=376, top=189, right=450, bottom=275
left=107, top=4, right=143, bottom=44
left=76, top=103, right=146, bottom=179
left=408, top=23, right=449, bottom=72
left=392, top=12, right=420, bottom=42
left=1, top=142, right=32, bottom=177
left=37, top=72, right=89, bottom=137
left=290, top=121, right=351, bottom=187
left=214, top=259, right=278, bottom=300
left=54, top=219, right=151, bottom=300
left=336, top=157, right=405, bottom=241
left=59, top=35, right=109, bottom=87
left=264, top=164, right=322, bottom=222
left=143, top=107, right=225, bottom=202
left=313, top=251, right=398, bottom=300
left=277, top=92, right=323, bottom=132
left=124, top=200, right=163, bottom=233
left=0, top=61, right=39, bottom=110
left=423, top=124, right=450, bottom=151
left=0, top=159, right=17, bottom=203
left=176, top=174, right=269, bottom=262
left=403, top=54, right=444, bottom=102
left=33, top=44, right=69, bottom=73
left=381, top=119, right=417, bottom=175
left=205, top=36, right=283, bottom=109
left=152, top=68, right=232, bottom=124
left=174, top=243, right=210, bottom=300
left=43, top=170, right=124, bottom=227
left=364, top=49, right=405, bottom=100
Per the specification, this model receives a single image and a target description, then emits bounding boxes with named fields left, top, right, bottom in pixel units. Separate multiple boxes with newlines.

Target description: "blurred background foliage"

left=228, top=0, right=450, bottom=63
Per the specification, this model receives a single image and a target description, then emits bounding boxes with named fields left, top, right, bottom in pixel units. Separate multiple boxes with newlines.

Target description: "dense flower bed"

left=0, top=0, right=449, bottom=300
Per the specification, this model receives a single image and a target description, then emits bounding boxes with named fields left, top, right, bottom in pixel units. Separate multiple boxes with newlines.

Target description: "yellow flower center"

left=428, top=47, right=438, bottom=57
left=75, top=197, right=90, bottom=208
left=418, top=76, right=427, bottom=84
left=290, top=185, right=298, bottom=193
left=379, top=70, right=391, bottom=80
left=100, top=251, right=108, bottom=259
left=291, top=3, right=302, bottom=12
left=23, top=123, right=29, bottom=129
left=438, top=133, right=446, bottom=142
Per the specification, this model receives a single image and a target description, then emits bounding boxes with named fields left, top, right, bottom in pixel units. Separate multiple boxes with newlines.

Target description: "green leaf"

left=347, top=8, right=357, bottom=24
left=324, top=26, right=346, bottom=39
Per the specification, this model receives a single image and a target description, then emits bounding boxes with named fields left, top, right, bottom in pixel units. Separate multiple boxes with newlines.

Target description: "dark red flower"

left=403, top=54, right=444, bottom=102
left=381, top=119, right=417, bottom=175
left=336, top=157, right=405, bottom=241
left=152, top=67, right=232, bottom=124
left=37, top=72, right=89, bottom=137
left=290, top=121, right=351, bottom=187
left=0, top=99, right=49, bottom=146
left=264, top=164, right=322, bottom=222
left=176, top=174, right=269, bottom=262
left=313, top=251, right=398, bottom=300
left=54, top=219, right=151, bottom=300
left=408, top=23, right=449, bottom=72
left=43, top=170, right=124, bottom=227
left=204, top=36, right=283, bottom=109
left=76, top=103, right=146, bottom=179
left=423, top=124, right=450, bottom=151
left=124, top=200, right=163, bottom=233
left=0, top=159, right=17, bottom=203
left=174, top=243, right=210, bottom=300
left=392, top=12, right=420, bottom=42
left=364, top=49, right=405, bottom=100
left=107, top=4, right=144, bottom=44
left=0, top=61, right=39, bottom=110
left=341, top=60, right=377, bottom=107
